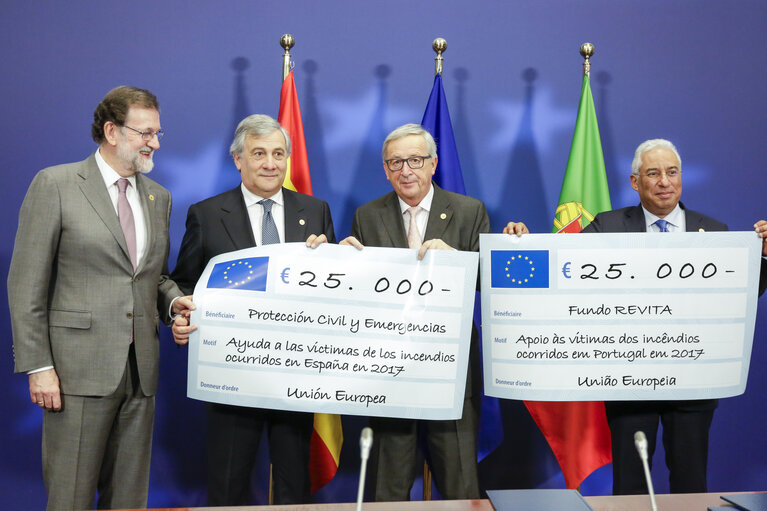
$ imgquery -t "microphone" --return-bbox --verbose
[634,431,658,511]
[356,427,373,511]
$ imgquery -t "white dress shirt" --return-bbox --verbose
[95,149,148,266]
[241,184,286,245]
[642,204,685,232]
[397,184,434,240]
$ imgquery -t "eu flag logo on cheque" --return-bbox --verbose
[207,257,269,291]
[490,250,549,288]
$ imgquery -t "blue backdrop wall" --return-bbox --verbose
[2,1,767,508]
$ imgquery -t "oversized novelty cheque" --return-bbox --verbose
[480,231,762,401]
[187,242,478,420]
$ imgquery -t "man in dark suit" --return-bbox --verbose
[7,86,193,510]
[170,114,335,505]
[580,139,767,494]
[340,123,489,501]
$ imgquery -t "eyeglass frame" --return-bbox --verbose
[384,155,432,172]
[123,125,165,141]
[635,168,681,181]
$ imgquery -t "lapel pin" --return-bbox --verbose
[440,213,447,220]
[149,194,155,201]
[299,219,306,226]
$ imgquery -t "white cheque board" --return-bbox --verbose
[480,232,762,401]
[187,243,478,420]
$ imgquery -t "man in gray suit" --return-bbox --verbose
[170,114,335,505]
[340,123,489,501]
[7,86,193,511]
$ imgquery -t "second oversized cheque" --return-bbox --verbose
[186,242,479,420]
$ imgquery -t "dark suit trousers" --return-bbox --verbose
[370,394,480,501]
[42,345,154,511]
[206,404,313,505]
[606,400,714,494]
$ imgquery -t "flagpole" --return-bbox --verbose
[280,33,294,81]
[432,37,446,76]
[580,42,594,77]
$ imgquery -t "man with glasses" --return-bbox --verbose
[578,139,766,494]
[170,114,335,506]
[8,86,193,510]
[341,123,489,500]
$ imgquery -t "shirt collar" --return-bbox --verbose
[241,184,284,208]
[397,183,434,214]
[642,203,683,230]
[95,148,137,189]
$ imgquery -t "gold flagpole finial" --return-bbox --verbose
[432,38,447,76]
[280,34,295,81]
[580,42,594,77]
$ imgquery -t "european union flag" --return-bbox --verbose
[421,74,466,195]
[491,250,549,288]
[207,257,269,291]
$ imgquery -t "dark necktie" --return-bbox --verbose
[116,178,137,270]
[259,199,280,245]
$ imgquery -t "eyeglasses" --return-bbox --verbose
[638,169,681,181]
[123,125,165,141]
[385,155,432,172]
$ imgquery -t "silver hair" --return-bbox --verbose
[229,114,291,157]
[382,123,437,161]
[631,139,682,175]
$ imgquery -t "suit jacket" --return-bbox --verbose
[171,186,336,295]
[350,184,490,397]
[8,154,181,397]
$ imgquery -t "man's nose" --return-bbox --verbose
[147,134,160,150]
[263,155,278,168]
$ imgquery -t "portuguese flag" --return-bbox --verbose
[525,73,613,489]
[552,74,611,233]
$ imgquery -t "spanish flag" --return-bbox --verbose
[278,69,343,492]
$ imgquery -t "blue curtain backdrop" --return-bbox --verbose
[2,2,767,508]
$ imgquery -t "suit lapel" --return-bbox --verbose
[623,205,647,232]
[135,176,153,273]
[681,203,704,232]
[424,185,453,241]
[381,193,408,248]
[220,187,256,249]
[77,154,133,267]
[283,188,307,243]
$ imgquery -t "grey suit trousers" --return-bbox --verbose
[42,346,153,511]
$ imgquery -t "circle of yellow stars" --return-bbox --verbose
[223,260,255,287]
[505,255,535,285]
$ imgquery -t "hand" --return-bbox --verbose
[340,236,364,250]
[417,239,454,260]
[754,220,767,256]
[502,221,530,236]
[29,368,61,411]
[172,295,196,318]
[172,315,197,346]
[306,233,328,249]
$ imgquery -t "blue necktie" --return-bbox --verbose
[655,219,669,232]
[259,199,280,245]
